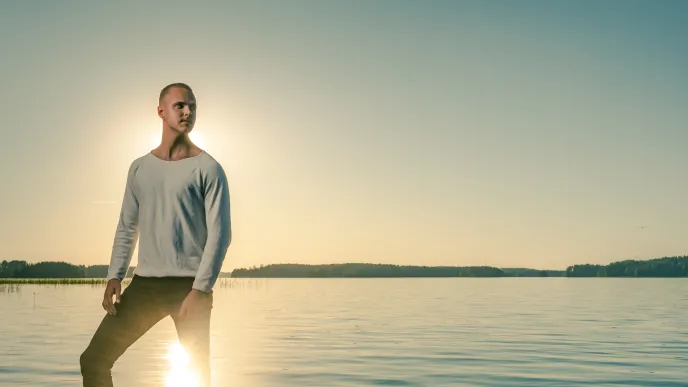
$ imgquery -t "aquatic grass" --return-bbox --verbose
[0,283,20,293]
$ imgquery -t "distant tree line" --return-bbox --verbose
[0,261,135,278]
[565,256,688,277]
[2,255,688,279]
[0,260,232,279]
[230,263,565,278]
[230,256,688,278]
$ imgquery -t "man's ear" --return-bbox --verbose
[157,105,164,119]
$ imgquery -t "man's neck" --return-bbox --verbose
[152,128,202,161]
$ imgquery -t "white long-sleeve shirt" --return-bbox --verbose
[106,150,232,293]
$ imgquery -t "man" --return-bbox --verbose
[80,83,232,387]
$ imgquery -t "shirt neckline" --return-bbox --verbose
[148,150,205,163]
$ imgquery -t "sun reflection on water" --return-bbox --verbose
[164,342,200,387]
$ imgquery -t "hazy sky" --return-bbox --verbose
[1,0,687,271]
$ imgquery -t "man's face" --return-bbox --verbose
[158,87,197,134]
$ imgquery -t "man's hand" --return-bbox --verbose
[102,279,122,315]
[178,289,211,320]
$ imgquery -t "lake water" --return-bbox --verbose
[1,278,687,386]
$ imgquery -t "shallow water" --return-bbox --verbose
[1,278,687,386]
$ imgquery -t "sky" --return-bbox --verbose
[0,0,687,271]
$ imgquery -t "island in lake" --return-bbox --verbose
[1,255,688,279]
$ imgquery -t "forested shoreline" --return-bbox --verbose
[2,255,688,278]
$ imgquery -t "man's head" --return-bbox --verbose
[157,83,197,134]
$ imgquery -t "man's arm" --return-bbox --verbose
[193,162,232,293]
[106,161,140,282]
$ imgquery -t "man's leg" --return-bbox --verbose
[80,278,168,387]
[171,291,213,387]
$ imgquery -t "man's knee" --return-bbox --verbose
[80,349,95,374]
[80,350,90,372]
[80,347,110,375]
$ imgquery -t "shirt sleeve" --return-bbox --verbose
[193,161,232,292]
[106,160,140,281]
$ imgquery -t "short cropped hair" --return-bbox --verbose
[159,82,194,103]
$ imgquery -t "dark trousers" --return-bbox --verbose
[80,275,213,387]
